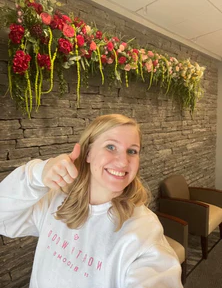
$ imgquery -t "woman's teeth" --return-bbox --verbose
[107,169,126,176]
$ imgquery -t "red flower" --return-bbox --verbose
[118,56,127,64]
[81,26,87,34]
[50,15,63,30]
[101,55,107,63]
[96,31,103,40]
[153,59,159,67]
[13,50,31,74]
[63,24,75,37]
[85,50,92,59]
[74,17,85,28]
[112,37,120,42]
[62,15,72,23]
[9,24,25,44]
[58,38,73,54]
[107,42,114,51]
[40,12,52,25]
[132,49,139,54]
[37,53,51,70]
[40,36,49,45]
[76,35,85,47]
[90,41,97,51]
[27,2,43,14]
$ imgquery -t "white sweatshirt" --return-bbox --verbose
[0,160,183,288]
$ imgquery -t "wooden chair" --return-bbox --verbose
[159,174,222,259]
[156,211,188,285]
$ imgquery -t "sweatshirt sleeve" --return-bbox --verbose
[123,208,183,288]
[0,159,49,238]
[125,242,183,288]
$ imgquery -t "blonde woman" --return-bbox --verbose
[0,114,183,288]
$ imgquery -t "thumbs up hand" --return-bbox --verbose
[42,143,81,190]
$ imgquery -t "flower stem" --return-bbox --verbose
[112,49,121,82]
[8,46,13,98]
[139,53,145,82]
[34,51,40,107]
[97,46,104,85]
[125,71,128,87]
[42,48,58,94]
[24,87,31,119]
[25,70,33,114]
[147,61,154,90]
[73,24,81,107]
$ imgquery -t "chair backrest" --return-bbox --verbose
[160,175,190,200]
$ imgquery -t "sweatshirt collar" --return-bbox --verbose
[89,201,112,215]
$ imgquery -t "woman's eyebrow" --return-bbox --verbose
[104,139,140,148]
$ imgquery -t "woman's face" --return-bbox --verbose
[86,125,140,204]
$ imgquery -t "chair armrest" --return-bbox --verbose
[189,187,222,207]
[159,197,209,236]
[155,211,188,256]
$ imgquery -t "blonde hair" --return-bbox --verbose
[55,114,148,230]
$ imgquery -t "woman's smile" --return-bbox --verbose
[105,168,127,177]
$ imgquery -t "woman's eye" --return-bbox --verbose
[106,144,116,151]
[127,149,138,155]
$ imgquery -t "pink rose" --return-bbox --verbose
[62,15,72,23]
[153,59,158,67]
[63,24,75,37]
[148,50,154,58]
[145,61,152,72]
[119,42,127,52]
[141,54,148,61]
[90,41,97,51]
[40,12,52,25]
[107,57,113,64]
[124,64,131,71]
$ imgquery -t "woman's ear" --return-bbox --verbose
[86,150,91,163]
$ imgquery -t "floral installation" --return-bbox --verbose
[0,0,205,117]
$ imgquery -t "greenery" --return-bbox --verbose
[0,0,205,117]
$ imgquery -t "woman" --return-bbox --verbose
[0,114,183,288]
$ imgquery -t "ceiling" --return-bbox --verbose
[90,0,222,61]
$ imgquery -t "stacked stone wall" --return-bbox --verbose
[0,0,218,286]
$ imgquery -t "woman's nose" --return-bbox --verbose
[116,152,128,167]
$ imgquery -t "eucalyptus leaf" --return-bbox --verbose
[84,58,90,67]
[80,58,85,70]
[115,70,121,81]
[28,37,38,44]
[43,29,49,37]
[62,62,71,69]
[68,60,74,65]
[69,56,81,61]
